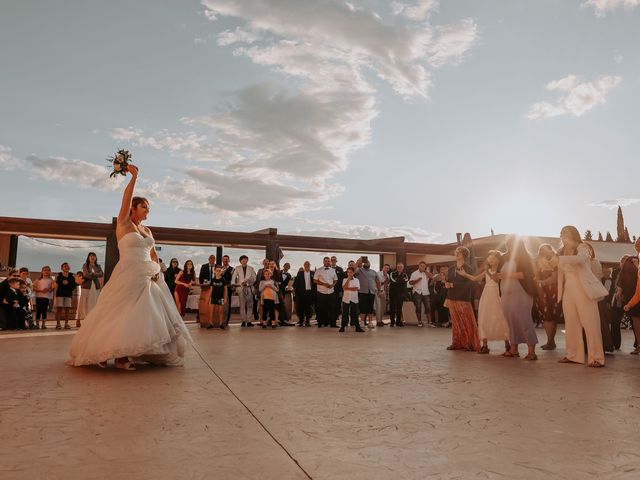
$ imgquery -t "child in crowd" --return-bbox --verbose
[458,250,511,354]
[1,277,22,330]
[259,269,280,329]
[18,268,33,310]
[55,262,77,329]
[208,266,228,330]
[18,280,34,329]
[33,266,55,329]
[341,267,364,332]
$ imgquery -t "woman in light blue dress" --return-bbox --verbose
[497,236,538,360]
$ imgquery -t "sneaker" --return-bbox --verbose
[428,322,437,328]
[376,321,385,327]
[367,323,375,329]
[418,322,424,327]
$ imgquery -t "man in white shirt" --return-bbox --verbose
[314,256,338,327]
[376,263,390,327]
[231,255,256,327]
[409,261,434,327]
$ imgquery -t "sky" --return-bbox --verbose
[1,0,640,271]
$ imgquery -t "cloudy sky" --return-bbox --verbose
[1,0,640,269]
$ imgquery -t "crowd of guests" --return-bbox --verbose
[0,252,104,330]
[4,224,640,370]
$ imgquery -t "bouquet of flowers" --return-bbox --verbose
[107,149,132,178]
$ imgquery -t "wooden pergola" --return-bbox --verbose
[0,216,457,279]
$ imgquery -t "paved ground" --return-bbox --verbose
[2,323,640,480]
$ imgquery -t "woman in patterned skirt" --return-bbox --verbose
[445,246,480,352]
[534,244,562,351]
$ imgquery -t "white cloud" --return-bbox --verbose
[391,0,439,20]
[428,18,479,68]
[582,0,640,16]
[137,166,342,218]
[0,145,23,170]
[110,0,478,218]
[527,74,621,119]
[25,154,123,191]
[290,218,441,243]
[589,198,640,209]
[216,27,263,46]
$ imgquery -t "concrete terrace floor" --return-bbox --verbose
[2,323,640,480]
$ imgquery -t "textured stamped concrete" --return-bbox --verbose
[2,325,640,480]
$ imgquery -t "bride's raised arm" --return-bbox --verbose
[117,164,139,225]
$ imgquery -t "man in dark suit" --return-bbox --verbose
[198,255,218,285]
[220,255,234,326]
[293,261,316,326]
[331,256,344,325]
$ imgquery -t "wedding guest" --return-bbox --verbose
[293,261,315,326]
[458,251,510,354]
[445,247,480,351]
[231,255,256,327]
[279,262,294,321]
[556,226,607,367]
[376,263,390,327]
[315,256,338,327]
[496,236,537,360]
[340,267,364,332]
[609,256,629,351]
[618,255,640,353]
[601,266,615,351]
[355,256,380,328]
[77,252,103,328]
[253,258,270,321]
[158,258,168,273]
[432,266,450,326]
[207,266,228,330]
[259,269,280,328]
[33,266,55,329]
[583,242,614,353]
[55,262,77,330]
[1,277,22,330]
[331,256,345,325]
[18,267,33,309]
[164,258,181,297]
[409,261,433,327]
[174,260,196,316]
[220,255,234,327]
[18,280,33,329]
[199,255,218,285]
[389,262,409,327]
[534,244,562,351]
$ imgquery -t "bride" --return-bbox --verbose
[68,164,191,370]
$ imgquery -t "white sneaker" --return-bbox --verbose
[418,322,424,327]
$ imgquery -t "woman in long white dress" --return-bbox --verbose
[458,250,510,355]
[68,164,191,370]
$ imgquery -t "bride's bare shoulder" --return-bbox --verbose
[116,219,136,241]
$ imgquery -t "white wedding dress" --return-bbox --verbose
[68,232,191,366]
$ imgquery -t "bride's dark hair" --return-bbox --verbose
[131,196,149,209]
